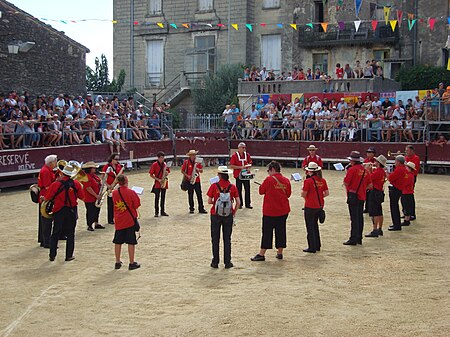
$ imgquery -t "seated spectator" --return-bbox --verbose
[148,112,162,140]
[103,122,121,154]
[354,60,363,78]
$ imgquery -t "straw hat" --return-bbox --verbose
[375,155,387,167]
[82,161,99,169]
[186,149,198,156]
[307,144,318,151]
[217,166,233,175]
[347,151,363,162]
[405,162,416,170]
[304,162,322,172]
[61,163,79,178]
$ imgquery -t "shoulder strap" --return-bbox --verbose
[272,175,287,196]
[117,187,136,221]
[355,168,366,194]
[312,177,323,208]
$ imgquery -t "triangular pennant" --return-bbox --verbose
[170,23,177,29]
[389,20,397,32]
[231,23,238,30]
[217,23,225,27]
[246,23,253,32]
[182,23,189,28]
[447,57,450,71]
[260,23,266,27]
[408,19,416,31]
[306,23,313,29]
[321,22,328,32]
[60,20,67,24]
[429,18,436,30]
[371,20,378,31]
[157,22,164,28]
[397,10,403,26]
[71,20,77,23]
[112,20,118,24]
[355,0,362,17]
[448,17,450,25]
[133,21,139,25]
[290,23,297,30]
[338,0,344,6]
[354,20,361,32]
[277,23,283,28]
[384,6,391,25]
[338,21,345,30]
[206,23,212,27]
[408,13,414,21]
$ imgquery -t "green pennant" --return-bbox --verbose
[306,23,313,29]
[408,19,416,31]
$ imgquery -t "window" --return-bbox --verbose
[313,53,328,74]
[194,35,215,74]
[373,49,390,68]
[148,0,162,15]
[147,40,164,86]
[263,0,280,9]
[261,35,281,72]
[199,0,213,11]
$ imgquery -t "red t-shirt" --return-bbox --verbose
[388,165,409,190]
[181,159,203,183]
[336,67,344,79]
[206,179,239,215]
[344,164,372,200]
[46,177,85,213]
[102,163,123,185]
[38,164,55,201]
[259,173,291,216]
[302,175,328,209]
[229,151,253,178]
[82,173,101,203]
[363,157,376,164]
[370,167,386,191]
[112,186,141,230]
[405,154,420,177]
[302,155,323,168]
[149,161,170,189]
[403,171,415,194]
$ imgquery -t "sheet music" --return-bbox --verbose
[131,186,144,195]
[334,163,345,171]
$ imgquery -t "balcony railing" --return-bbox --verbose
[298,23,400,47]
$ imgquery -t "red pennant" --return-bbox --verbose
[260,23,266,27]
[397,10,403,26]
[371,20,378,31]
[419,18,424,23]
[133,21,139,25]
[217,23,225,27]
[429,17,436,30]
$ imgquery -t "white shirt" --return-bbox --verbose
[311,101,322,111]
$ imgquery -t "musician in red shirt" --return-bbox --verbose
[365,155,387,238]
[251,161,291,261]
[206,166,240,269]
[45,163,85,261]
[112,175,141,270]
[181,150,207,214]
[37,154,57,248]
[405,145,420,220]
[343,151,373,245]
[302,145,323,169]
[301,162,329,253]
[387,155,409,231]
[229,142,253,209]
[149,151,170,217]
[363,147,377,213]
[102,153,123,224]
[81,161,104,231]
[401,162,416,227]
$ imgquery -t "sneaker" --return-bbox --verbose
[154,214,159,217]
[303,248,316,253]
[224,263,234,269]
[401,221,410,227]
[210,262,218,268]
[276,253,283,260]
[189,210,194,214]
[161,212,169,216]
[378,229,383,236]
[365,230,379,238]
[94,224,105,229]
[246,206,253,209]
[199,209,208,214]
[65,256,75,262]
[388,225,401,231]
[343,240,357,246]
[250,254,265,261]
[410,216,416,221]
[87,226,94,232]
[129,262,141,270]
[49,256,55,261]
[115,261,122,269]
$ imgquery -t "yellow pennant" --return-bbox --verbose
[157,22,164,28]
[112,20,118,24]
[231,23,238,30]
[447,58,450,71]
[321,22,328,32]
[389,20,397,32]
[384,6,391,24]
[290,23,297,30]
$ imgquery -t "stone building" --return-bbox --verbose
[0,0,89,97]
[113,0,448,111]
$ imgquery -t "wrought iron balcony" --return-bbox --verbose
[298,23,400,47]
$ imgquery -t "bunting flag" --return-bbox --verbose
[408,19,416,31]
[389,20,397,32]
[338,0,343,6]
[206,23,212,28]
[397,10,403,26]
[260,23,266,27]
[355,0,362,17]
[246,23,253,32]
[112,20,118,24]
[448,17,450,25]
[290,23,297,30]
[354,20,361,32]
[231,23,238,30]
[133,21,138,25]
[157,22,164,28]
[429,18,436,30]
[306,23,313,29]
[447,57,450,71]
[338,21,345,30]
[321,22,328,32]
[182,23,189,28]
[217,23,225,27]
[277,23,283,28]
[371,20,378,31]
[60,20,67,24]
[170,23,177,29]
[384,6,391,25]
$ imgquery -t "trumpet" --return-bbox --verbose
[387,150,405,158]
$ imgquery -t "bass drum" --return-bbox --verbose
[40,199,54,219]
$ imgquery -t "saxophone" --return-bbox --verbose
[160,164,169,189]
[95,167,110,208]
[190,161,199,184]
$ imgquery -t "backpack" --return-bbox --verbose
[215,183,232,217]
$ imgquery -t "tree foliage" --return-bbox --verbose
[192,64,243,114]
[395,65,450,90]
[86,54,126,92]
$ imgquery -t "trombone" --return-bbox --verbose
[387,150,405,158]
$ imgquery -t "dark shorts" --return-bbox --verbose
[401,194,414,217]
[368,190,383,217]
[113,226,137,245]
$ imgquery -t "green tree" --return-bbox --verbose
[192,64,243,114]
[86,54,126,92]
[395,65,450,90]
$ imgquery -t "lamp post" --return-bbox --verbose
[227,0,231,64]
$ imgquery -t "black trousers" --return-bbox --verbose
[153,188,167,214]
[389,186,402,228]
[187,182,205,212]
[38,204,42,243]
[304,208,321,251]
[39,205,53,247]
[363,190,370,211]
[210,214,233,265]
[412,175,417,217]
[261,214,288,249]
[348,200,364,243]
[50,206,77,259]
[107,195,114,223]
[236,177,251,208]
[85,202,100,227]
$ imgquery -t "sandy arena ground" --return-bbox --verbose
[0,166,449,337]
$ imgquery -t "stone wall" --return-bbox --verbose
[0,1,88,97]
